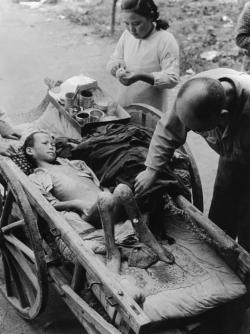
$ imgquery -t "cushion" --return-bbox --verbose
[11,148,34,175]
[141,214,247,320]
[58,207,247,321]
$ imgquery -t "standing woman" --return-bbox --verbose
[107,0,179,112]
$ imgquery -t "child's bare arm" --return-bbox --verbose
[54,199,86,213]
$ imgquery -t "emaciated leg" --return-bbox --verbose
[97,191,145,305]
[97,192,121,274]
[114,183,175,264]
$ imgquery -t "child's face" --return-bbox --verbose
[29,133,56,163]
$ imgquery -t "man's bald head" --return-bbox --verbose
[175,77,226,131]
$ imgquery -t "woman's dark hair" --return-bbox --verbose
[121,0,169,30]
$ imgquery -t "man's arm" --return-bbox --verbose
[145,104,188,170]
[135,103,188,195]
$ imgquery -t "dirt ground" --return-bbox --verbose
[0,0,249,333]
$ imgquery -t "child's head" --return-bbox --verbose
[23,131,56,166]
[121,0,169,37]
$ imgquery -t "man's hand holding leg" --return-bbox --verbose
[134,167,159,196]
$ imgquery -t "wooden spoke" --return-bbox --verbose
[0,226,46,318]
[1,252,13,297]
[6,244,37,306]
[2,247,30,308]
[0,189,14,228]
[6,242,38,289]
[4,234,35,262]
[0,158,48,320]
[2,220,25,234]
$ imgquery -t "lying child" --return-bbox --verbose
[24,131,174,269]
[24,130,152,303]
[24,130,127,271]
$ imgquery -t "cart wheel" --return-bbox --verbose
[126,103,204,211]
[0,160,48,320]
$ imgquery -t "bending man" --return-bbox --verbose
[135,68,250,252]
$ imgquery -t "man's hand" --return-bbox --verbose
[0,141,17,157]
[134,168,159,196]
[118,71,140,86]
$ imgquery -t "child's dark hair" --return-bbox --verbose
[23,131,48,167]
[121,0,169,30]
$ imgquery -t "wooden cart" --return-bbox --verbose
[0,96,248,334]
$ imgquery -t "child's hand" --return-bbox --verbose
[69,199,86,213]
[54,199,86,214]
